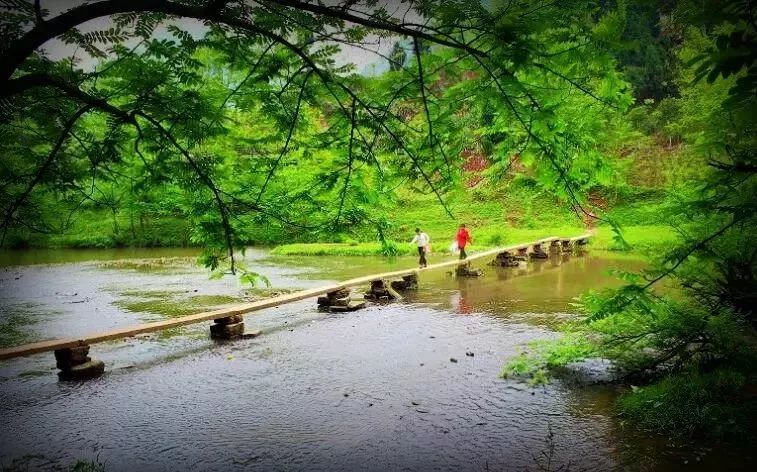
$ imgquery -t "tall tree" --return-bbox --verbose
[0,0,629,275]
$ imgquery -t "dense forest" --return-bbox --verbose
[1,0,755,447]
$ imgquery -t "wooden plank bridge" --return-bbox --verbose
[0,233,591,378]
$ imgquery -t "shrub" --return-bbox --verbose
[617,369,754,438]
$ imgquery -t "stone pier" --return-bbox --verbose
[455,261,482,277]
[55,344,104,380]
[390,274,419,291]
[575,239,588,256]
[490,251,520,267]
[364,280,403,301]
[317,288,366,312]
[529,242,549,259]
[210,314,245,339]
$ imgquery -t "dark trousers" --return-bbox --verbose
[459,246,467,260]
[417,246,427,267]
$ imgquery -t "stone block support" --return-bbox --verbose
[530,243,549,259]
[490,251,519,267]
[390,274,419,291]
[55,344,104,380]
[402,274,419,289]
[210,315,245,339]
[365,280,394,300]
[456,262,482,277]
[318,288,366,312]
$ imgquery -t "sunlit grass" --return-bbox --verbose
[271,225,679,257]
[271,242,416,257]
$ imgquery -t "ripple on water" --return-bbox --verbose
[5,251,729,471]
[1,302,619,471]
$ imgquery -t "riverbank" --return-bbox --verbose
[271,225,677,257]
[3,181,672,253]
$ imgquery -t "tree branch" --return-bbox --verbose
[135,111,238,273]
[1,105,91,246]
[641,215,751,291]
[3,73,135,123]
[262,0,488,57]
[1,0,487,84]
[335,98,357,227]
[413,37,453,179]
[34,0,44,24]
[469,53,598,222]
[532,62,618,109]
[255,68,312,205]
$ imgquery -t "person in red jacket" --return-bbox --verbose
[456,224,472,260]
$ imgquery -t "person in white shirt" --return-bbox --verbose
[410,228,430,268]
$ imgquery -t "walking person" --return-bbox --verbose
[456,224,472,260]
[410,228,430,268]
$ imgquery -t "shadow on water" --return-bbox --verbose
[0,247,751,471]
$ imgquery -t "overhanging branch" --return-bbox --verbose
[1,105,92,246]
[1,0,488,84]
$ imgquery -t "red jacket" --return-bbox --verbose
[456,228,471,248]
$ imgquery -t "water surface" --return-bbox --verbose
[0,248,748,471]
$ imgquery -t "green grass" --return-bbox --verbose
[5,176,679,254]
[591,224,678,252]
[384,183,577,242]
[271,242,415,256]
[0,306,49,348]
[98,257,197,272]
[271,225,679,257]
[6,209,192,249]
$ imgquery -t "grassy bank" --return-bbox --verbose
[6,176,678,254]
[4,210,192,249]
[271,242,416,257]
[271,225,678,257]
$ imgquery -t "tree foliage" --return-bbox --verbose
[0,0,628,279]
[506,0,757,438]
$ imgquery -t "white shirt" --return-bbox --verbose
[411,232,430,247]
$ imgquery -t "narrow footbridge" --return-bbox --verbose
[0,234,591,378]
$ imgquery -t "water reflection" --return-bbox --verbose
[452,278,474,314]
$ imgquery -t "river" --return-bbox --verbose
[0,248,749,471]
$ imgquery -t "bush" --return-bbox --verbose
[380,239,400,256]
[487,232,505,246]
[617,369,755,438]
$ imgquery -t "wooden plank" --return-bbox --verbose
[0,233,591,361]
[0,284,341,361]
